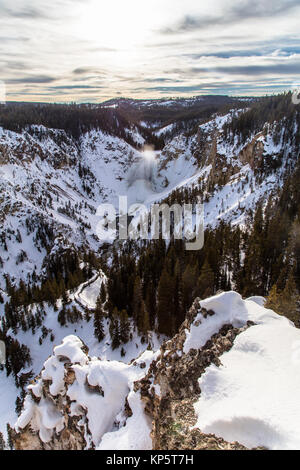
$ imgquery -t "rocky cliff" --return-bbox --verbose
[13,291,300,451]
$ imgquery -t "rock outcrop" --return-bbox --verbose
[12,294,258,451]
[12,335,156,451]
[14,291,300,451]
[135,298,254,450]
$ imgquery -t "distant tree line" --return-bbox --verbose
[223,92,300,146]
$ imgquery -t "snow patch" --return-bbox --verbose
[190,292,300,450]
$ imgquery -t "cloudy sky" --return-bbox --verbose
[1,0,300,102]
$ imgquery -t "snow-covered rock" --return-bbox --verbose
[13,292,300,450]
[13,335,159,450]
[192,293,300,450]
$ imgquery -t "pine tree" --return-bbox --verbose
[266,275,300,326]
[93,295,105,342]
[182,263,198,312]
[281,274,300,326]
[119,310,130,344]
[140,303,151,337]
[145,281,156,330]
[132,276,146,333]
[198,259,214,299]
[157,268,175,336]
[58,308,66,327]
[6,424,14,450]
[15,396,23,415]
[100,282,107,304]
[109,308,121,350]
[0,431,6,450]
[94,312,104,343]
[265,284,282,313]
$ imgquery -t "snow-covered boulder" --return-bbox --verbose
[13,335,157,450]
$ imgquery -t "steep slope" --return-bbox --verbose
[0,124,146,286]
[12,292,300,450]
[0,270,162,442]
[155,107,299,227]
[0,99,297,288]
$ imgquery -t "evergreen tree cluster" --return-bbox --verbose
[223,92,300,146]
[0,329,32,386]
[105,157,300,337]
[4,248,93,311]
[0,102,138,145]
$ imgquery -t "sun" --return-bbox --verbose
[81,0,158,51]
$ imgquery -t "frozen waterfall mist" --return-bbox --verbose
[127,146,158,197]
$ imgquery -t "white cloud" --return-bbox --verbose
[0,0,300,101]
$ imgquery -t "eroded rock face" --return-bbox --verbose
[0,126,78,168]
[135,298,255,450]
[13,420,86,451]
[238,133,265,169]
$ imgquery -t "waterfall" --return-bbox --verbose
[127,146,157,188]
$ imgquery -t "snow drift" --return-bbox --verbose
[14,335,158,450]
[192,293,300,450]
